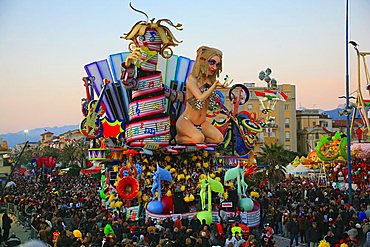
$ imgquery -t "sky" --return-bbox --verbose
[0,0,370,134]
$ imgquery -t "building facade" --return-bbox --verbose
[217,83,297,152]
[296,109,333,154]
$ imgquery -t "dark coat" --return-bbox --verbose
[2,213,12,230]
[288,219,300,235]
[307,226,321,243]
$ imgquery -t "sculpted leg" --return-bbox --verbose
[175,116,205,144]
[201,121,224,144]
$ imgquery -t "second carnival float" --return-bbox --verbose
[79,3,288,228]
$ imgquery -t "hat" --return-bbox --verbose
[329,218,333,222]
[73,230,82,239]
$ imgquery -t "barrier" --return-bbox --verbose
[145,200,261,228]
[30,225,39,240]
[17,209,25,226]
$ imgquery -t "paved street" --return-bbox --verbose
[1,213,31,246]
[274,235,307,247]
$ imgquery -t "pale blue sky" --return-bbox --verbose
[0,0,370,133]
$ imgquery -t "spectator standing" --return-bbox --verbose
[2,210,13,241]
[288,216,299,247]
[298,213,306,244]
[224,234,234,247]
[307,222,321,247]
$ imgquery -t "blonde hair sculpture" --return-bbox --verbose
[191,46,223,82]
[121,3,182,59]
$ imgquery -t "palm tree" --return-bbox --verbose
[59,142,77,168]
[74,139,89,168]
[257,143,289,188]
[59,139,88,168]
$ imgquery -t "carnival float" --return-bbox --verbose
[284,42,370,189]
[77,3,292,226]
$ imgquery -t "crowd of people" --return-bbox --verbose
[259,179,370,246]
[0,155,369,247]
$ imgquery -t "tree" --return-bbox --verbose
[59,139,88,168]
[74,139,88,168]
[38,146,61,159]
[257,143,289,188]
[9,145,35,167]
[59,143,76,168]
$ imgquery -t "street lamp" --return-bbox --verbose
[23,129,29,142]
[345,0,352,203]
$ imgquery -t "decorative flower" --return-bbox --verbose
[250,191,260,198]
[189,194,195,201]
[115,201,123,208]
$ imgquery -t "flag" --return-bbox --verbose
[264,90,277,100]
[254,91,265,98]
[277,92,288,101]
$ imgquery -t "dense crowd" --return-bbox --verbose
[0,160,369,247]
[258,179,370,246]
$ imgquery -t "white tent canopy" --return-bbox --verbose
[292,163,309,176]
[285,163,295,174]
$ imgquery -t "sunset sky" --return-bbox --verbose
[1,0,370,134]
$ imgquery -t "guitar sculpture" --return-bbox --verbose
[80,79,110,139]
[81,76,100,116]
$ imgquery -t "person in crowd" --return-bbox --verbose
[4,232,21,247]
[224,234,235,247]
[288,216,299,247]
[298,212,306,244]
[1,157,369,247]
[307,222,321,247]
[2,210,13,241]
[324,230,336,246]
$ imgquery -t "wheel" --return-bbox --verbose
[229,84,250,105]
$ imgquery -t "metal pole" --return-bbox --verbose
[345,0,353,203]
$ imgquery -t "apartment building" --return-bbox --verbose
[216,83,297,152]
[296,109,333,154]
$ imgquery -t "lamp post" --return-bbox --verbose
[23,129,29,143]
[345,0,353,203]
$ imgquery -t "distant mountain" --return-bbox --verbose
[0,125,78,148]
[299,105,363,120]
[321,107,362,120]
[0,107,365,148]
